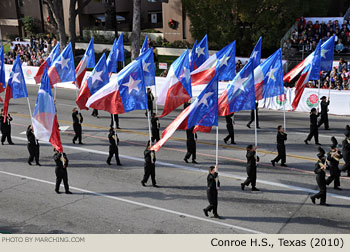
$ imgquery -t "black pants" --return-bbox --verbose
[311,189,327,204]
[185,140,196,160]
[306,126,319,143]
[110,115,119,128]
[151,129,160,143]
[341,161,350,176]
[247,110,259,127]
[92,109,99,117]
[273,144,286,164]
[142,164,156,185]
[27,144,39,164]
[326,168,340,187]
[243,168,256,187]
[73,124,82,143]
[107,145,121,165]
[224,124,234,143]
[1,129,13,144]
[317,114,329,129]
[55,167,69,192]
[205,190,218,215]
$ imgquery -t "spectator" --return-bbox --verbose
[336,39,345,53]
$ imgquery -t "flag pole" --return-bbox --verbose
[26,97,33,122]
[283,97,286,131]
[317,81,321,111]
[215,125,219,166]
[154,84,158,115]
[254,103,258,147]
[112,114,118,139]
[54,85,57,101]
[147,110,152,144]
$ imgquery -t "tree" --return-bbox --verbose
[131,0,141,60]
[69,0,93,54]
[44,0,67,47]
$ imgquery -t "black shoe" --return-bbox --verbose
[320,203,329,206]
[1,142,3,145]
[213,214,222,219]
[280,163,287,167]
[153,184,159,188]
[117,127,121,129]
[117,163,122,166]
[192,160,198,164]
[141,181,146,187]
[316,143,321,145]
[246,124,251,128]
[231,142,236,144]
[203,209,209,217]
[78,142,83,145]
[223,138,228,144]
[252,187,260,191]
[106,160,111,165]
[55,190,61,194]
[65,191,73,194]
[36,163,41,166]
[72,139,75,144]
[334,187,342,191]
[28,161,32,166]
[271,160,275,167]
[184,158,188,163]
[241,183,245,191]
[9,142,14,145]
[311,197,316,204]
[257,126,261,129]
[304,140,309,145]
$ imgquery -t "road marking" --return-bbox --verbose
[59,126,70,132]
[7,135,350,202]
[20,131,26,135]
[0,170,262,234]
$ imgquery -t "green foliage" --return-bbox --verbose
[22,16,39,35]
[182,0,332,56]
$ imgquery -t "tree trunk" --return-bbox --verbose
[131,0,141,60]
[45,0,67,48]
[69,0,77,55]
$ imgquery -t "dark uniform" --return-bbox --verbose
[106,131,121,165]
[272,131,287,166]
[305,111,320,144]
[110,114,120,129]
[311,158,327,205]
[151,114,160,143]
[204,172,219,217]
[54,152,71,194]
[317,99,330,130]
[247,102,259,128]
[26,127,40,165]
[0,113,14,145]
[241,149,259,191]
[223,113,235,144]
[341,137,350,176]
[147,90,154,115]
[72,111,83,144]
[91,109,99,118]
[141,148,157,186]
[184,127,197,163]
[326,149,343,189]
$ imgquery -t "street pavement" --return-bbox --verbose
[0,85,350,234]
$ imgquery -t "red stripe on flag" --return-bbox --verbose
[191,67,216,86]
[283,58,306,83]
[76,81,91,110]
[48,67,61,88]
[291,71,309,111]
[88,90,125,114]
[34,61,49,84]
[255,80,263,101]
[218,90,230,116]
[50,115,63,153]
[3,85,12,123]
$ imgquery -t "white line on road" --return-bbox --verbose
[0,170,262,234]
[8,135,350,202]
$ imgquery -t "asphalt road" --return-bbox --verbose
[1,85,350,234]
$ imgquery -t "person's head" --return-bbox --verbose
[330,144,337,151]
[277,125,283,132]
[147,87,151,93]
[311,108,317,114]
[27,124,32,130]
[246,144,253,151]
[72,107,77,112]
[209,165,216,174]
[109,127,114,134]
[146,140,152,150]
[321,96,327,101]
[53,148,59,154]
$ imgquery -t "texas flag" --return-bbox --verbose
[191,41,235,86]
[151,75,218,152]
[136,47,156,86]
[48,42,76,87]
[193,34,209,70]
[156,49,191,117]
[189,40,197,72]
[0,45,5,101]
[106,33,124,74]
[34,42,60,83]
[32,67,63,152]
[254,48,284,100]
[86,59,147,114]
[250,36,262,69]
[218,59,255,116]
[140,35,149,55]
[3,55,28,122]
[76,53,109,110]
[75,38,95,88]
[291,40,321,111]
[284,35,334,83]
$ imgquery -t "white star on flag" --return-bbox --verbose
[233,74,248,93]
[266,67,278,82]
[142,60,151,73]
[219,55,230,68]
[12,72,21,84]
[321,49,328,58]
[196,46,205,57]
[91,70,103,84]
[198,92,214,107]
[122,75,141,94]
[183,66,190,83]
[56,56,70,69]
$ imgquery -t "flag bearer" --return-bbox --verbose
[54,148,72,194]
[72,107,83,144]
[106,128,121,166]
[241,145,260,191]
[26,125,40,166]
[203,165,221,219]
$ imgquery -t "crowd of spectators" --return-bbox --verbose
[283,17,350,56]
[4,35,58,66]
